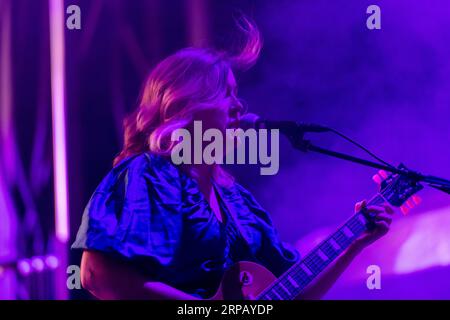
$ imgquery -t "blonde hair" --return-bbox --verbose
[114,17,262,185]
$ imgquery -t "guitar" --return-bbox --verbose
[211,166,424,300]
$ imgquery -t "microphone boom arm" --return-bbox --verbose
[286,131,450,195]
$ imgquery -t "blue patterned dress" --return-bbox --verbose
[72,153,299,298]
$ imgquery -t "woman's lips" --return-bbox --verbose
[227,120,240,129]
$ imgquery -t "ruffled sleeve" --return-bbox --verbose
[71,153,183,277]
[235,183,300,277]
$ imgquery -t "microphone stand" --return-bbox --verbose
[286,130,450,195]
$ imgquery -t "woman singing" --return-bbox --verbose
[72,18,393,300]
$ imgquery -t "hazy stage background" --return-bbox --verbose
[1,0,449,299]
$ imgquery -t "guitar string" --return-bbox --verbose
[257,213,367,300]
[256,192,390,300]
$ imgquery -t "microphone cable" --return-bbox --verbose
[325,127,396,169]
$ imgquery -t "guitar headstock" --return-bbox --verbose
[372,165,424,215]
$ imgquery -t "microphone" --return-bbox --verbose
[239,113,330,134]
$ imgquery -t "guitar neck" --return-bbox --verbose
[256,194,385,300]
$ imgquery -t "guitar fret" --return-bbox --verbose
[347,219,362,234]
[278,280,293,294]
[300,263,313,276]
[342,226,354,238]
[370,194,385,206]
[287,276,299,288]
[312,253,325,267]
[291,267,310,285]
[304,255,323,274]
[256,208,374,300]
[317,249,329,261]
[357,213,367,225]
[333,231,349,247]
[279,283,291,295]
[329,238,340,250]
[263,294,272,300]
[275,278,301,300]
[320,248,336,260]
[350,218,366,234]
[354,223,365,235]
[320,242,338,259]
[273,289,283,300]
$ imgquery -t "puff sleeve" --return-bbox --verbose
[71,153,183,277]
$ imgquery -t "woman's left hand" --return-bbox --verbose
[353,200,395,249]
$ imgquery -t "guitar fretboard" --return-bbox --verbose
[256,194,385,300]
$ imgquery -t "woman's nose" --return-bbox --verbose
[230,98,243,118]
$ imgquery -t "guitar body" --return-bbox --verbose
[210,261,277,300]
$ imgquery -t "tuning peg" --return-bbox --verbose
[411,195,422,205]
[405,199,414,209]
[372,174,382,185]
[400,205,410,215]
[378,170,388,179]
